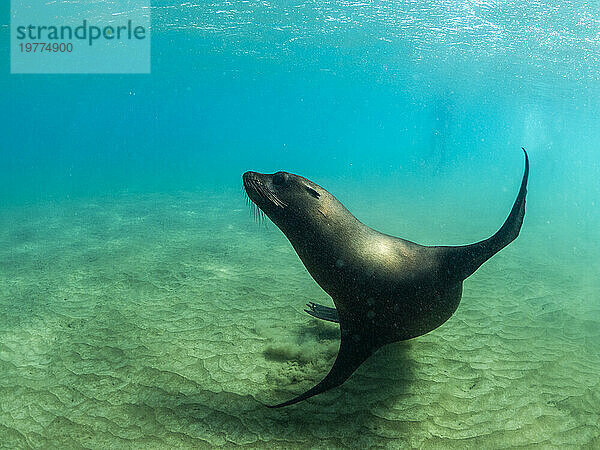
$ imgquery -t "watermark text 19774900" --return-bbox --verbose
[11,0,151,74]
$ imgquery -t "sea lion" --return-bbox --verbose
[243,149,529,408]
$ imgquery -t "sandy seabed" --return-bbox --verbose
[0,191,598,448]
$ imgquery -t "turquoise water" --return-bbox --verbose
[1,1,599,447]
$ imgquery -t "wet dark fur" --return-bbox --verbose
[243,149,529,408]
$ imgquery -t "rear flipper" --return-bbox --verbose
[305,302,339,323]
[442,148,529,281]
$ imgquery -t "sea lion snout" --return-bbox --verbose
[242,171,261,186]
[243,171,268,206]
[243,171,289,211]
[242,171,269,194]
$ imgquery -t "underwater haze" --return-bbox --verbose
[1,0,599,447]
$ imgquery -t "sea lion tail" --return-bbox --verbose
[444,148,529,280]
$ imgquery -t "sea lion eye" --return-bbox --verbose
[272,172,287,186]
[305,186,320,199]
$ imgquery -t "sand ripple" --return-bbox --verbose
[0,194,598,448]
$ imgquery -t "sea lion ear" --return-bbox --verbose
[305,186,321,199]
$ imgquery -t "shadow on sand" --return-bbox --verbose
[165,324,417,445]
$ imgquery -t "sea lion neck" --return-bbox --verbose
[279,195,364,254]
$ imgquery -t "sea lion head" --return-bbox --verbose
[243,171,337,231]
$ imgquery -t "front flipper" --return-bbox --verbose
[267,327,376,408]
[304,302,339,323]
